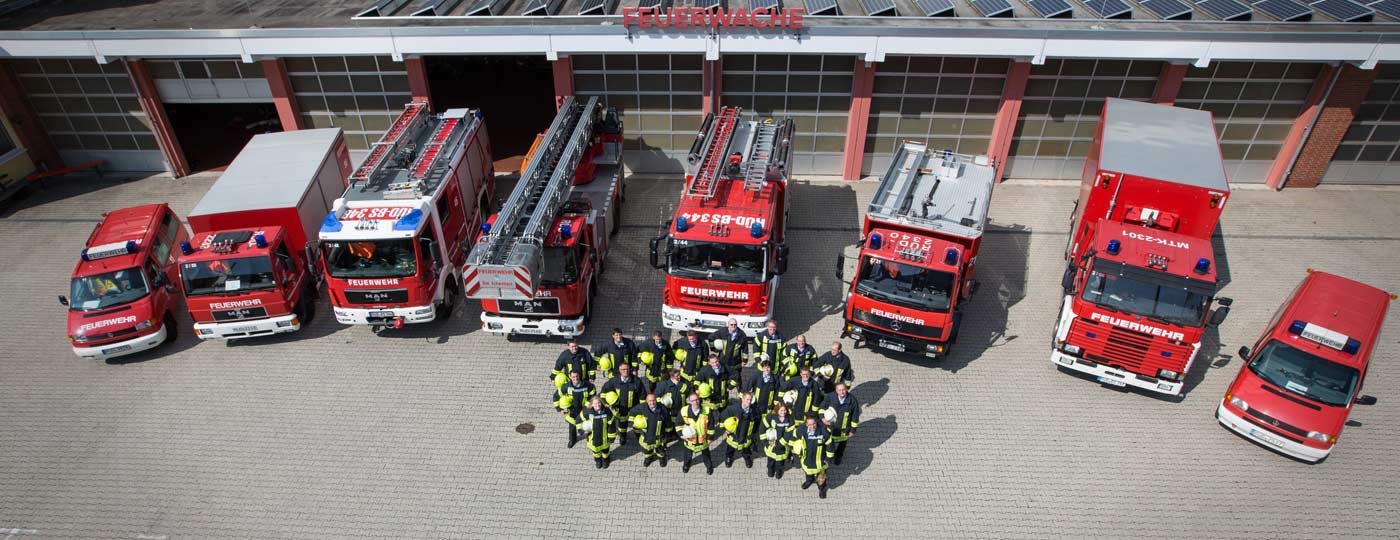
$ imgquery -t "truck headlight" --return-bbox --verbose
[135,319,154,330]
[487,322,503,330]
[196,328,212,336]
[1157,369,1181,381]
[277,317,297,328]
[846,324,861,335]
[1061,343,1082,355]
[1227,393,1248,412]
[926,344,944,353]
[414,307,434,316]
[1306,431,1335,444]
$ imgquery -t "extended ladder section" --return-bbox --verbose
[685,107,741,200]
[341,106,481,203]
[869,142,996,240]
[349,102,428,186]
[463,96,600,300]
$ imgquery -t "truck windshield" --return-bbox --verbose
[1248,339,1359,407]
[855,256,955,313]
[1081,260,1210,328]
[668,239,765,284]
[541,246,580,287]
[180,256,278,296]
[322,239,418,279]
[68,267,150,311]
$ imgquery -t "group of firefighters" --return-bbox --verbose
[551,319,862,499]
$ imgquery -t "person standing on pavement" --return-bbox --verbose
[672,330,708,382]
[602,362,644,446]
[790,414,835,498]
[708,319,751,388]
[762,402,797,479]
[698,353,731,410]
[628,392,672,467]
[720,392,764,469]
[820,382,861,466]
[553,339,597,384]
[678,392,715,475]
[654,368,691,428]
[578,395,618,469]
[752,320,784,375]
[598,328,638,380]
[640,330,672,393]
[743,358,780,413]
[780,335,818,379]
[815,341,854,394]
[554,370,596,449]
[780,365,825,416]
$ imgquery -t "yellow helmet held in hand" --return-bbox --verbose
[553,372,567,388]
[816,364,835,378]
[659,394,674,408]
[674,349,688,362]
[597,353,615,372]
[722,416,739,433]
[790,438,806,454]
[784,362,798,377]
[698,382,713,398]
[558,394,575,409]
[639,351,655,365]
[603,390,620,406]
[632,415,648,430]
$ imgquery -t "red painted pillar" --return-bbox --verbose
[987,61,1031,183]
[1152,63,1187,106]
[1282,64,1377,189]
[1264,64,1338,190]
[552,57,573,108]
[841,60,875,181]
[405,57,431,109]
[126,60,189,178]
[0,61,63,171]
[261,58,302,131]
[701,58,722,115]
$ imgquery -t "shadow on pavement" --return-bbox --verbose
[851,377,890,408]
[825,414,896,490]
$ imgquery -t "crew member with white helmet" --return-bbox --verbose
[814,341,854,393]
[678,392,715,475]
[819,382,861,466]
[762,402,797,479]
[707,318,751,387]
[780,365,825,416]
[578,395,618,469]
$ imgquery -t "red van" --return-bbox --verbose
[1217,271,1391,462]
[61,204,189,360]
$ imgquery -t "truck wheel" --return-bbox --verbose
[298,288,317,324]
[162,313,178,346]
[439,283,458,320]
[610,196,622,237]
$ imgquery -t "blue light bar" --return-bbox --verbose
[253,234,267,248]
[1194,258,1210,275]
[481,222,491,235]
[179,241,193,255]
[560,223,573,240]
[1343,338,1361,354]
[868,233,882,250]
[944,248,958,265]
[1288,320,1306,335]
[750,222,763,239]
[675,216,690,232]
[393,209,424,231]
[1106,239,1121,255]
[320,211,343,233]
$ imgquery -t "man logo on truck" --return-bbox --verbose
[1089,312,1187,340]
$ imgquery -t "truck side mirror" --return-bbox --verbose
[151,272,167,288]
[1061,266,1076,292]
[835,254,844,281]
[1237,346,1250,359]
[1217,296,1234,307]
[58,295,69,307]
[422,238,442,271]
[967,280,980,297]
[1209,306,1230,326]
[1355,395,1378,406]
[649,236,665,269]
[775,244,789,275]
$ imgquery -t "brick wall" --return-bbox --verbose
[1286,65,1376,188]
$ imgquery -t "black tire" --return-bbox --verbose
[609,197,622,237]
[162,313,178,346]
[584,282,596,323]
[297,288,317,324]
[439,282,458,320]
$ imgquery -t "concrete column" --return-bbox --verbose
[987,61,1031,183]
[702,58,722,115]
[260,58,302,131]
[1283,64,1377,189]
[840,60,876,181]
[1152,63,1188,106]
[552,57,573,108]
[405,57,431,108]
[0,61,63,171]
[126,60,189,178]
[1264,64,1338,190]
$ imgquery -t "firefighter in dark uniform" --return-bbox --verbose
[820,382,862,466]
[577,395,618,469]
[815,341,855,394]
[598,328,638,380]
[654,368,691,428]
[602,362,644,445]
[720,392,764,468]
[780,334,818,379]
[790,414,835,498]
[763,401,797,479]
[628,392,672,467]
[743,358,781,413]
[752,320,785,375]
[698,353,732,410]
[708,318,751,387]
[678,392,715,475]
[553,339,597,384]
[640,330,672,392]
[672,330,709,382]
[554,370,597,448]
[780,365,825,416]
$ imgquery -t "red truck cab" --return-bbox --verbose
[1217,271,1391,462]
[61,204,189,360]
[179,226,311,339]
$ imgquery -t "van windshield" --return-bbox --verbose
[322,239,418,279]
[180,256,278,296]
[1248,339,1359,407]
[69,267,150,311]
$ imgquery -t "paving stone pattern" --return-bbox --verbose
[1,173,1398,539]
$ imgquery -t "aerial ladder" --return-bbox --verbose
[463,96,602,300]
[684,106,792,200]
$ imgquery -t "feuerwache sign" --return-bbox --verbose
[622,7,806,29]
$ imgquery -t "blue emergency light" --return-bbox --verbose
[1194,258,1210,274]
[944,248,959,265]
[1343,339,1361,354]
[560,223,573,240]
[1161,351,1172,358]
[179,241,193,255]
[868,233,882,250]
[750,222,763,239]
[1106,239,1121,255]
[320,211,343,233]
[254,234,267,248]
[481,223,491,235]
[676,216,690,232]
[1288,320,1306,335]
[80,250,89,262]
[393,209,423,231]
[1086,332,1097,339]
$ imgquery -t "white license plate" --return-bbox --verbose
[1097,375,1127,387]
[1249,428,1285,447]
[231,326,258,333]
[515,327,546,335]
[102,345,132,355]
[369,311,394,318]
[878,339,905,352]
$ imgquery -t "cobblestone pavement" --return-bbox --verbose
[1,172,1399,540]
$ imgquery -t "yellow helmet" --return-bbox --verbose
[659,394,674,408]
[674,349,688,362]
[782,389,798,404]
[639,351,655,365]
[790,438,806,454]
[603,390,620,406]
[558,394,575,409]
[631,415,648,430]
[553,372,567,388]
[822,407,838,424]
[712,339,726,351]
[698,382,713,398]
[816,364,835,378]
[784,362,798,377]
[597,353,615,372]
[721,416,739,433]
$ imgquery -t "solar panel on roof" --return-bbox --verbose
[695,0,727,9]
[408,0,465,15]
[971,0,1014,15]
[1194,0,1252,18]
[1027,0,1073,16]
[805,0,841,13]
[578,0,618,13]
[751,0,782,9]
[463,0,508,14]
[862,0,899,14]
[916,0,956,14]
[1370,0,1400,18]
[357,0,412,17]
[1310,0,1374,19]
[1082,0,1133,16]
[1140,0,1193,18]
[522,0,565,14]
[1252,0,1312,18]
[638,0,671,8]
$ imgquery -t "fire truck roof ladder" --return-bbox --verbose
[743,120,779,192]
[349,101,428,188]
[469,96,599,268]
[686,106,741,200]
[869,142,995,240]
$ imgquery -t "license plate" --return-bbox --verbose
[1249,428,1285,447]
[515,327,545,335]
[1097,375,1127,387]
[369,311,394,318]
[102,345,132,355]
[231,326,258,333]
[877,339,905,352]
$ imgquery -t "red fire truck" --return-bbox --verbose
[62,204,189,359]
[177,128,351,340]
[464,96,623,337]
[1052,98,1233,395]
[316,103,494,329]
[1217,270,1391,462]
[649,107,793,333]
[837,143,995,358]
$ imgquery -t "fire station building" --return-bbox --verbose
[1,0,1399,188]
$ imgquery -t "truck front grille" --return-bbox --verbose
[1069,317,1192,378]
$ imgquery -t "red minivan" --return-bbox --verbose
[1217,270,1392,462]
